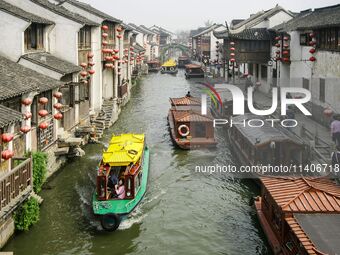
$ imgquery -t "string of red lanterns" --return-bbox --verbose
[309,32,316,62]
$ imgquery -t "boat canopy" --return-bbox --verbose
[102,134,145,166]
[162,59,176,67]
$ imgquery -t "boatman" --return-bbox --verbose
[186,91,191,97]
[331,146,340,178]
[331,114,340,146]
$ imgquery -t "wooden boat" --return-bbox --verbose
[178,56,190,68]
[168,96,217,149]
[228,114,308,176]
[92,134,150,231]
[147,60,160,72]
[161,59,178,74]
[185,64,204,79]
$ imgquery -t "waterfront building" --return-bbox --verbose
[272,4,340,126]
[191,24,225,63]
[149,25,173,46]
[214,5,294,89]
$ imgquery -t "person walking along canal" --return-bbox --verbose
[331,114,340,146]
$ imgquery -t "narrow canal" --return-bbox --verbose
[4,71,271,255]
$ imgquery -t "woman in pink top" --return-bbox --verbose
[115,179,125,199]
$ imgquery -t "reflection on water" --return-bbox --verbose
[4,71,272,255]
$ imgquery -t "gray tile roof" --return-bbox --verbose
[60,0,121,23]
[21,52,81,75]
[272,4,340,32]
[0,104,23,128]
[232,5,294,30]
[0,55,64,101]
[0,0,53,24]
[138,25,157,35]
[214,28,271,41]
[31,0,99,26]
[133,43,145,52]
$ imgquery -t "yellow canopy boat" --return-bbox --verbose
[161,59,178,74]
[102,134,145,166]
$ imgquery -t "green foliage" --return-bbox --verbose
[14,197,40,231]
[32,152,48,193]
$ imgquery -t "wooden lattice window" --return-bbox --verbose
[24,23,44,51]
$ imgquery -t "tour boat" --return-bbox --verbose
[185,64,205,79]
[92,133,150,231]
[177,56,190,68]
[228,114,308,177]
[161,59,178,74]
[147,60,160,72]
[168,96,217,149]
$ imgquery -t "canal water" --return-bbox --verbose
[4,71,271,255]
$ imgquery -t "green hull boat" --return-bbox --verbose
[92,134,150,231]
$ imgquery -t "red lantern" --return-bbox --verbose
[104,56,113,61]
[114,49,119,53]
[230,53,235,57]
[102,41,108,46]
[53,103,63,110]
[22,98,32,106]
[39,97,48,105]
[309,48,316,54]
[114,55,120,60]
[102,48,113,54]
[130,47,134,51]
[275,43,280,48]
[283,44,289,48]
[1,133,14,143]
[275,36,281,40]
[309,41,316,46]
[309,32,315,38]
[323,108,333,117]
[23,112,32,120]
[105,63,114,68]
[282,51,289,55]
[102,33,108,38]
[230,47,235,51]
[39,122,48,130]
[131,57,134,60]
[102,25,109,31]
[38,109,48,117]
[1,150,14,160]
[89,69,95,75]
[275,50,280,54]
[283,36,289,41]
[80,71,88,77]
[230,58,236,62]
[117,34,122,39]
[282,57,290,62]
[87,52,94,58]
[88,62,95,67]
[309,56,316,62]
[230,42,235,46]
[116,27,123,32]
[53,112,63,120]
[53,92,62,99]
[80,62,87,68]
[20,126,31,133]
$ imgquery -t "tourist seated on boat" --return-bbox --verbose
[114,179,125,199]
[186,91,191,97]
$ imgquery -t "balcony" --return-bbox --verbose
[0,157,33,219]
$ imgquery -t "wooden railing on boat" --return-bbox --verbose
[0,157,33,219]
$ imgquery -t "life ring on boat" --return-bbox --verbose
[178,124,190,137]
[100,213,121,231]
